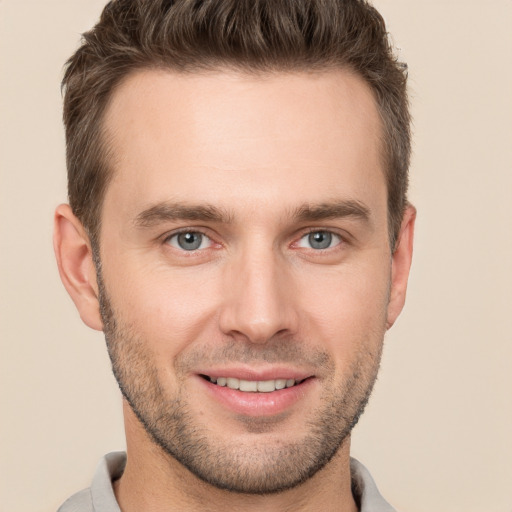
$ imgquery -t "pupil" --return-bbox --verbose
[309,231,331,249]
[178,232,201,250]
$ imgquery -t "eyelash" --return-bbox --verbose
[162,227,346,254]
[294,228,345,251]
[163,229,215,251]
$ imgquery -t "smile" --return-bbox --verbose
[199,372,316,416]
[202,375,304,393]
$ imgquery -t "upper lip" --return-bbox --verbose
[195,366,314,382]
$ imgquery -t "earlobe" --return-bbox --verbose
[53,204,103,331]
[386,204,416,330]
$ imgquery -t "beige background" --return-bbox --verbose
[1,1,511,511]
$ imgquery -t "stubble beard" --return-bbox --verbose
[96,267,384,495]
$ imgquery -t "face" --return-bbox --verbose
[92,68,407,493]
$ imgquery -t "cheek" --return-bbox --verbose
[298,261,390,353]
[106,263,223,355]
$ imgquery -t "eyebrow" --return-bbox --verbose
[134,202,233,227]
[133,199,371,228]
[293,200,371,223]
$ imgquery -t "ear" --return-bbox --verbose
[386,204,416,329]
[53,204,103,331]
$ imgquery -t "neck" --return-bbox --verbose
[115,402,358,512]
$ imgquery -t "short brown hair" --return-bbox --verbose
[63,0,410,248]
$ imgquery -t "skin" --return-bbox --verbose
[54,68,415,512]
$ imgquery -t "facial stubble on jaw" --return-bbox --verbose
[95,263,384,495]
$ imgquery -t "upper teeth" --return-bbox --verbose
[210,377,297,392]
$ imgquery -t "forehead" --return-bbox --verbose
[101,68,385,221]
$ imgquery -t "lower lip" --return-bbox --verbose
[198,376,316,417]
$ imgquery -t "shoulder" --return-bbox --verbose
[350,458,397,512]
[57,488,93,512]
[56,452,126,512]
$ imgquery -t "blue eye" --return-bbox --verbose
[167,231,211,251]
[298,231,341,250]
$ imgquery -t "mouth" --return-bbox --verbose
[197,371,316,416]
[200,375,306,393]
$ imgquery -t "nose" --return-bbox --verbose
[218,247,299,344]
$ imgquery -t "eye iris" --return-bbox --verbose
[177,232,202,250]
[309,231,332,249]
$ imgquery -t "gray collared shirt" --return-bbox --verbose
[58,452,397,512]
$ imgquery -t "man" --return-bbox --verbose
[54,0,415,510]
